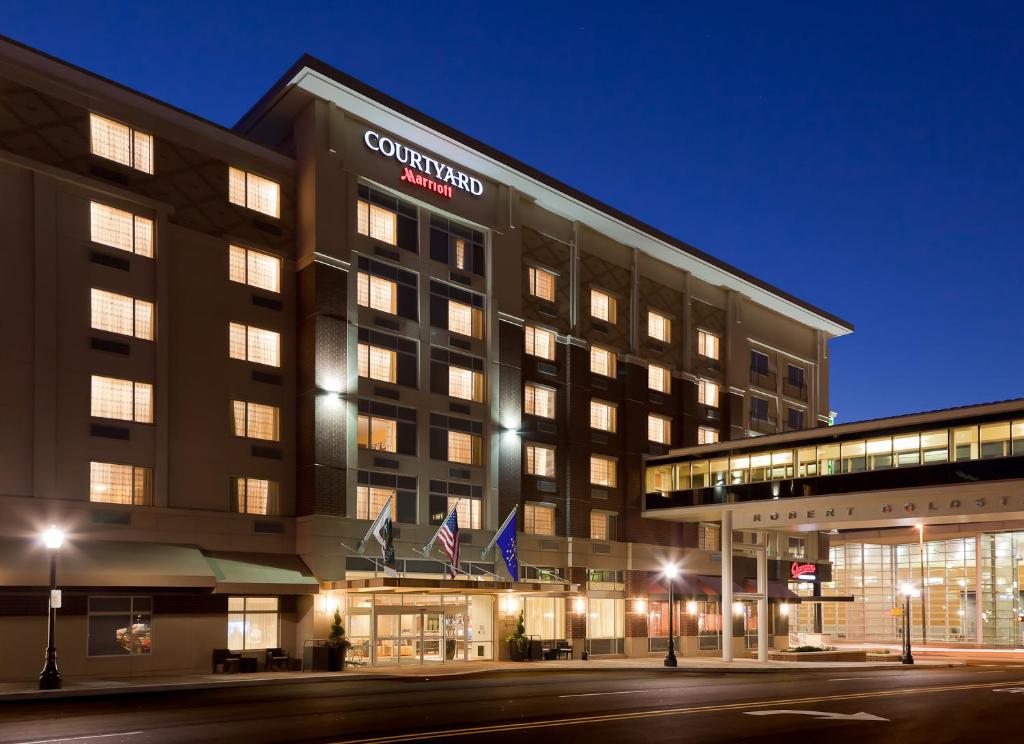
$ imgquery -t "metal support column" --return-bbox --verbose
[757,533,769,662]
[721,510,733,662]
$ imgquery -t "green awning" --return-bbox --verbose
[203,551,319,594]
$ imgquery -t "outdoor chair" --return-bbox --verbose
[265,647,290,671]
[211,648,241,674]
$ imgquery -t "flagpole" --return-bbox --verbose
[419,499,461,556]
[355,496,393,554]
[479,507,517,559]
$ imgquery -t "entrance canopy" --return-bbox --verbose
[336,576,575,595]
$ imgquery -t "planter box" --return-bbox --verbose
[866,653,901,662]
[767,650,868,662]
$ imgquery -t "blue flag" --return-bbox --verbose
[496,511,519,582]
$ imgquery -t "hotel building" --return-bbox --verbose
[0,35,862,680]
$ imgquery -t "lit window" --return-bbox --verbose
[228,167,280,218]
[648,414,671,444]
[590,512,613,541]
[590,400,617,432]
[524,383,555,419]
[698,330,720,360]
[648,311,670,342]
[590,346,616,378]
[227,597,279,651]
[90,202,153,257]
[356,486,396,520]
[357,414,397,452]
[229,245,281,293]
[525,443,556,477]
[91,375,153,423]
[448,299,483,338]
[525,325,556,360]
[449,366,483,402]
[356,272,397,314]
[698,426,719,445]
[448,430,480,465]
[231,400,280,441]
[90,461,152,505]
[454,239,467,271]
[524,503,555,536]
[649,363,670,393]
[357,343,397,383]
[91,288,154,340]
[233,477,279,515]
[88,596,151,657]
[590,456,617,487]
[698,379,719,407]
[228,323,280,367]
[357,199,398,245]
[89,113,153,174]
[590,289,616,323]
[450,496,481,529]
[528,266,556,302]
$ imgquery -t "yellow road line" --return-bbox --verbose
[336,678,1024,743]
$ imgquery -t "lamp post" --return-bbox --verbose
[39,525,64,690]
[900,583,919,665]
[663,563,679,667]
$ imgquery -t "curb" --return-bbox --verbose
[0,661,964,703]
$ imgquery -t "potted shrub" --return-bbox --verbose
[507,611,528,661]
[326,608,352,671]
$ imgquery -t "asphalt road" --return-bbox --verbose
[2,662,1024,744]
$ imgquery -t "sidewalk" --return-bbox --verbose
[0,656,961,702]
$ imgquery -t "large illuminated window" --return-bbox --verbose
[229,323,280,367]
[648,311,671,343]
[227,597,279,651]
[449,497,481,529]
[524,383,555,419]
[449,366,483,402]
[528,266,556,302]
[525,443,556,477]
[590,346,616,378]
[590,289,616,323]
[90,202,153,257]
[357,272,397,314]
[91,375,153,423]
[357,343,397,383]
[448,300,483,338]
[357,199,398,245]
[590,400,617,432]
[698,426,719,445]
[525,325,556,360]
[649,363,670,393]
[698,329,720,360]
[590,455,617,487]
[356,486,396,520]
[90,113,153,174]
[448,431,480,465]
[228,167,280,218]
[524,503,555,536]
[229,245,281,293]
[698,379,719,407]
[231,400,280,441]
[232,477,279,515]
[590,511,614,541]
[90,461,152,505]
[91,289,154,340]
[357,414,397,452]
[648,414,671,444]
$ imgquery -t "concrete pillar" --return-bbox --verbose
[721,510,733,662]
[757,533,768,662]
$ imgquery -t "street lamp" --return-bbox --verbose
[39,526,64,690]
[663,563,679,667]
[900,583,920,665]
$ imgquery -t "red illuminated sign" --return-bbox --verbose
[791,562,816,580]
[400,167,453,199]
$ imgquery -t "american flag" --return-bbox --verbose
[438,508,460,578]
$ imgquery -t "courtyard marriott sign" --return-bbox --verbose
[363,130,484,199]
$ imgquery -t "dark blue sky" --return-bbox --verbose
[5,2,1022,422]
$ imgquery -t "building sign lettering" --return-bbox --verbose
[364,130,484,198]
[791,562,817,580]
